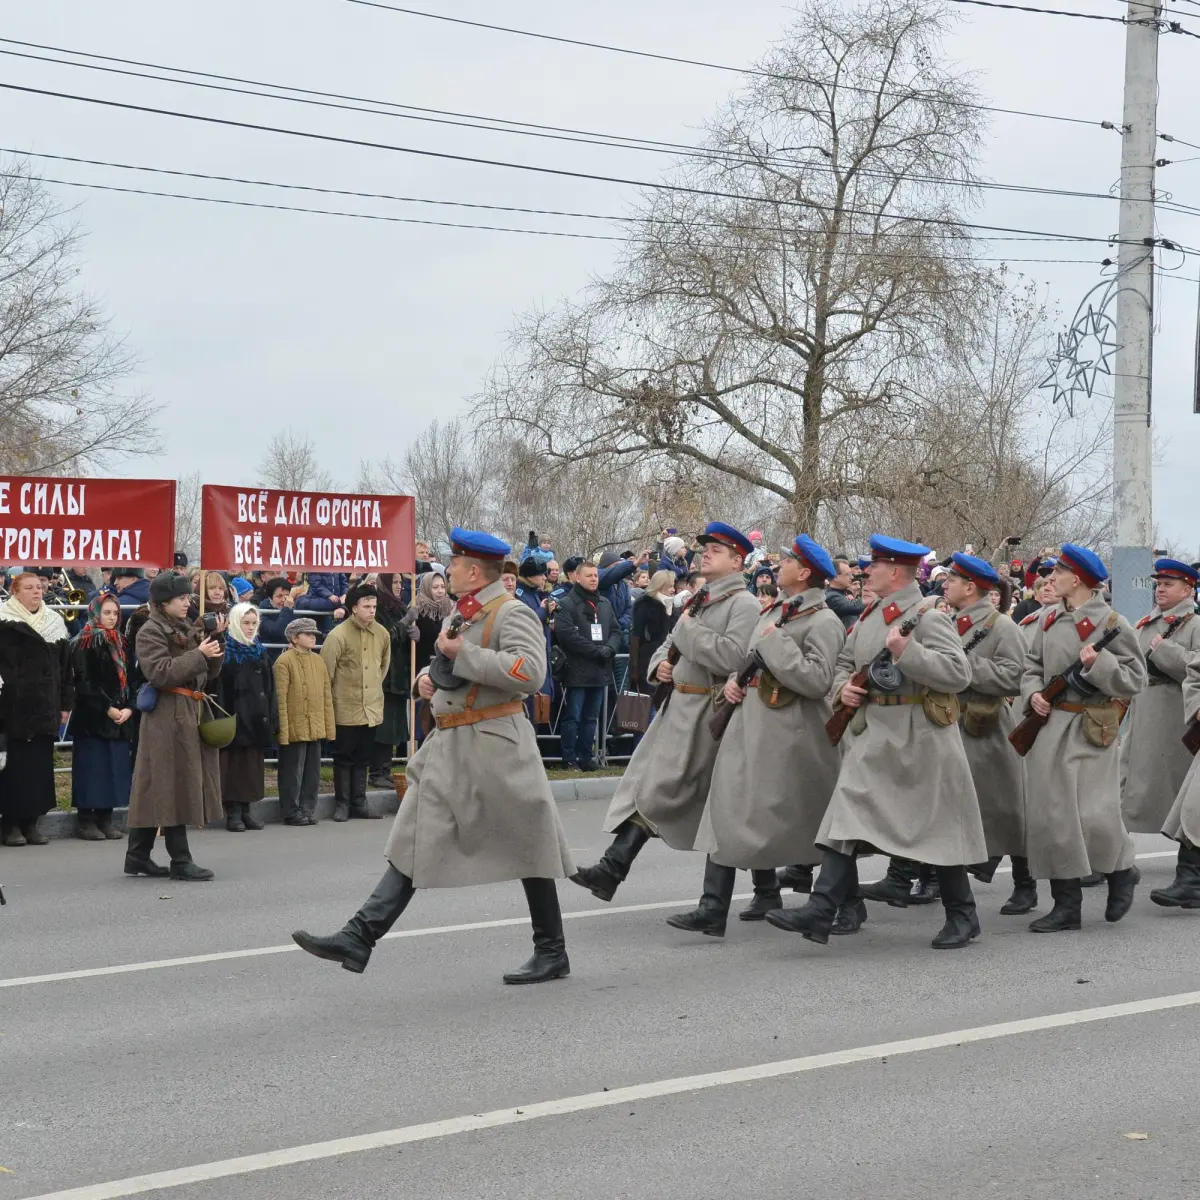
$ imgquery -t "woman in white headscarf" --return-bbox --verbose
[0,571,74,845]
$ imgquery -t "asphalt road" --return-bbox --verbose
[0,799,1196,1200]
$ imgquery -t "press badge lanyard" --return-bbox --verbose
[583,597,603,643]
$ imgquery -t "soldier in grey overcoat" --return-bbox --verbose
[570,522,760,904]
[1155,629,1200,909]
[941,553,1035,915]
[1019,545,1146,933]
[767,535,988,951]
[1120,559,1200,837]
[668,535,845,938]
[293,528,576,986]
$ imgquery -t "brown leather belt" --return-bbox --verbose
[167,687,207,701]
[435,699,524,730]
[868,694,923,706]
[675,683,715,696]
[1057,700,1129,715]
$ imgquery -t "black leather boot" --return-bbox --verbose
[777,864,814,893]
[1029,878,1082,932]
[570,820,649,902]
[1000,856,1039,915]
[226,805,246,833]
[831,898,868,934]
[667,857,736,936]
[860,857,918,907]
[1150,842,1200,908]
[1080,871,1104,887]
[76,811,105,841]
[739,869,783,921]
[123,827,169,877]
[96,809,124,840]
[931,866,981,948]
[908,863,941,905]
[349,767,379,818]
[332,764,352,822]
[293,865,415,973]
[765,850,856,945]
[968,855,1003,884]
[164,825,214,881]
[504,878,571,983]
[1104,864,1140,923]
[241,802,264,831]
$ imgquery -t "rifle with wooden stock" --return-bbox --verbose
[708,593,806,742]
[824,608,923,747]
[649,585,710,715]
[1008,624,1122,757]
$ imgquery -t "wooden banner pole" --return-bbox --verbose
[408,571,417,764]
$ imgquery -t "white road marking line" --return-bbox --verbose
[0,849,1178,992]
[20,987,1200,1200]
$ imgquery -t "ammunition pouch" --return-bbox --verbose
[921,689,961,728]
[1080,701,1126,749]
[961,696,1002,738]
[755,668,797,710]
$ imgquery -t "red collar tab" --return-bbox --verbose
[1043,610,1058,631]
[1136,614,1153,629]
[456,593,484,620]
[1075,616,1096,640]
[882,602,903,625]
[956,613,974,636]
[1020,612,1039,626]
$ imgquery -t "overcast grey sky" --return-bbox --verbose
[4,0,1198,550]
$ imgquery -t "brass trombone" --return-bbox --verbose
[59,569,88,607]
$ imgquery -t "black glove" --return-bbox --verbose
[599,645,615,662]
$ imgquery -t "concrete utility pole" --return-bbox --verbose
[1110,0,1160,620]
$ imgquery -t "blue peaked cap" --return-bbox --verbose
[869,534,931,564]
[950,552,1000,588]
[855,556,871,570]
[1153,557,1200,584]
[1058,543,1108,585]
[696,521,754,558]
[448,526,511,561]
[787,533,836,581]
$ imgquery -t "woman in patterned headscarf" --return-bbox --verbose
[69,593,134,840]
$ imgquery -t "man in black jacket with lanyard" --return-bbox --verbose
[552,561,623,770]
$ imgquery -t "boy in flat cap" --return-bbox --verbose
[274,617,335,826]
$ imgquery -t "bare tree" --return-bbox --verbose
[0,159,160,473]
[257,428,335,491]
[173,471,203,563]
[484,0,984,530]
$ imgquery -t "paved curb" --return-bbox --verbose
[33,776,622,841]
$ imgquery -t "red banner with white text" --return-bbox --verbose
[200,485,415,575]
[0,476,177,568]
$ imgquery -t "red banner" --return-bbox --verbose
[0,476,176,568]
[200,485,416,574]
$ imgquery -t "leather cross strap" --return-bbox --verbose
[436,699,524,729]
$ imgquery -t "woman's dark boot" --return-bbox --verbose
[21,820,48,846]
[76,812,105,841]
[739,869,783,921]
[777,864,814,893]
[293,865,415,973]
[95,809,124,840]
[860,857,918,907]
[667,857,737,936]
[241,803,265,831]
[504,878,571,983]
[1150,842,1200,908]
[1000,856,1038,915]
[968,855,1003,884]
[332,765,352,822]
[164,825,214,881]
[225,806,246,833]
[765,850,856,945]
[349,768,379,819]
[1029,878,1082,932]
[124,827,169,877]
[570,820,650,902]
[931,867,981,949]
[1104,865,1140,923]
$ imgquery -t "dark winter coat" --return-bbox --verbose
[304,573,349,611]
[413,612,442,674]
[69,635,133,741]
[629,592,673,692]
[515,584,553,693]
[598,557,638,633]
[257,600,296,646]
[552,584,622,688]
[374,602,414,698]
[218,650,278,749]
[824,586,865,630]
[0,621,73,740]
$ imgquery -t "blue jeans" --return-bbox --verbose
[560,686,604,766]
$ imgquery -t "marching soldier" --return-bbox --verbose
[571,523,760,902]
[1019,544,1146,932]
[942,553,1035,915]
[1155,648,1200,909]
[292,528,576,985]
[1121,559,1200,839]
[667,535,847,937]
[767,535,988,950]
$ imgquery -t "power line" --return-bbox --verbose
[947,0,1128,21]
[336,0,1102,128]
[2,79,1178,253]
[0,38,1125,210]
